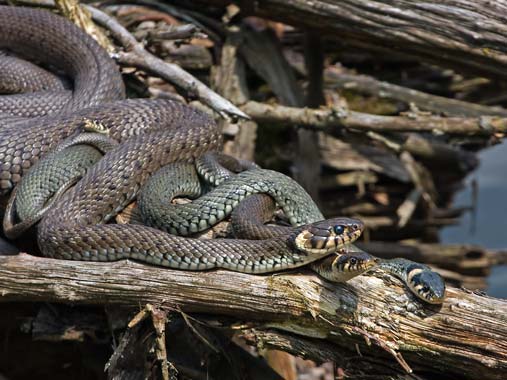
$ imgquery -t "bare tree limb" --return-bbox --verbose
[240,100,507,135]
[240,329,418,379]
[0,253,506,379]
[326,72,507,117]
[148,24,206,41]
[84,5,248,121]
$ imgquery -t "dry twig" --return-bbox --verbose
[85,5,248,120]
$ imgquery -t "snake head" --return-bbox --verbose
[294,217,364,255]
[408,266,446,304]
[82,118,110,135]
[314,249,377,282]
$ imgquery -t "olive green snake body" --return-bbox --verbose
[136,156,445,303]
[4,120,118,238]
[229,193,445,304]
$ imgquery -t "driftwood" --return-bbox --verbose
[200,0,507,81]
[0,253,506,379]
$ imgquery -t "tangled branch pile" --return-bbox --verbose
[1,1,507,379]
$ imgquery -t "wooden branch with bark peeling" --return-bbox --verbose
[326,72,507,117]
[0,253,506,379]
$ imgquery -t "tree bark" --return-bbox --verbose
[201,0,507,80]
[241,100,507,135]
[326,72,507,117]
[0,253,506,379]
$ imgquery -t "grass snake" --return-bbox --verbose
[137,155,445,303]
[0,6,444,300]
[0,5,369,276]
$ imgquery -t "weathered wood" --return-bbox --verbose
[326,72,507,117]
[319,134,410,182]
[0,253,505,379]
[199,0,507,80]
[241,100,507,135]
[211,28,258,160]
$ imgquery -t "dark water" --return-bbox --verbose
[440,142,507,298]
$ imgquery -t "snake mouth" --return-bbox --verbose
[408,268,446,304]
[294,218,364,255]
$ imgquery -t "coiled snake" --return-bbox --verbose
[0,6,444,301]
[0,5,366,276]
[136,155,445,303]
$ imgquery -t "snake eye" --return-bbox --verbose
[349,257,357,265]
[333,225,345,235]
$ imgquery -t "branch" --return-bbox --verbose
[84,5,248,121]
[326,72,507,118]
[240,329,417,379]
[200,0,507,80]
[147,24,207,41]
[240,101,507,135]
[0,253,506,379]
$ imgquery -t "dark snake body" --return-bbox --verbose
[0,5,124,193]
[1,6,364,273]
[0,5,124,118]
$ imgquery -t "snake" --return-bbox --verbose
[5,126,374,279]
[135,154,445,303]
[229,193,446,304]
[3,120,118,238]
[0,6,444,297]
[0,5,371,277]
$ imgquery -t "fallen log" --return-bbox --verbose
[199,0,507,81]
[0,253,505,379]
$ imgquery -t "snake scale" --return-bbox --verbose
[0,5,366,275]
[229,193,446,303]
